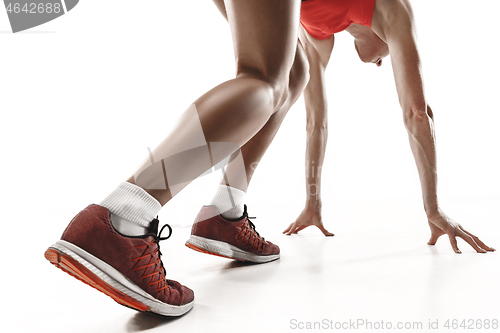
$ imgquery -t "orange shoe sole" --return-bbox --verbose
[44,247,150,313]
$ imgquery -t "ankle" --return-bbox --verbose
[210,185,246,219]
[101,182,161,235]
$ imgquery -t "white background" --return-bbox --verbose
[1,1,499,332]
[1,0,498,216]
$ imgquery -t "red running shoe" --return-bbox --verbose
[44,204,194,316]
[185,205,280,263]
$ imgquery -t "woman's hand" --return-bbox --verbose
[427,209,495,253]
[283,205,334,236]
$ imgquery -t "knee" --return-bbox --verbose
[270,43,309,116]
[234,43,309,112]
[288,42,310,102]
[235,65,293,112]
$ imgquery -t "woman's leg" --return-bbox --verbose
[128,0,303,205]
[210,0,309,196]
[220,42,310,192]
[45,1,304,316]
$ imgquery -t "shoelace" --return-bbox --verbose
[153,221,172,278]
[247,216,260,237]
[237,208,266,250]
[132,219,172,293]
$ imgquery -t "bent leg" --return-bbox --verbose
[221,42,310,191]
[129,0,302,205]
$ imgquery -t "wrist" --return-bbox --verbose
[423,196,440,219]
[425,206,442,220]
[305,199,322,211]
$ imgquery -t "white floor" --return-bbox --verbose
[5,200,498,333]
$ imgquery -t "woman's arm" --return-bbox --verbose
[284,28,335,236]
[371,0,494,253]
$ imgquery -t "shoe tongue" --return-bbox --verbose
[148,218,160,236]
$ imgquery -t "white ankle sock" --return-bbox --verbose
[210,185,246,219]
[100,182,162,236]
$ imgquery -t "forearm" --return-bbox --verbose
[305,122,328,209]
[404,106,439,217]
[303,76,328,210]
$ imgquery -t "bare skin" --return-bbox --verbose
[211,0,309,191]
[283,26,335,237]
[125,0,305,204]
[283,0,495,254]
[211,0,331,238]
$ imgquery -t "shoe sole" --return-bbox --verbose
[45,240,193,317]
[185,235,280,263]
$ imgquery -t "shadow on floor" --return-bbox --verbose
[222,260,262,270]
[126,309,190,332]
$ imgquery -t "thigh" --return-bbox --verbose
[224,0,302,82]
